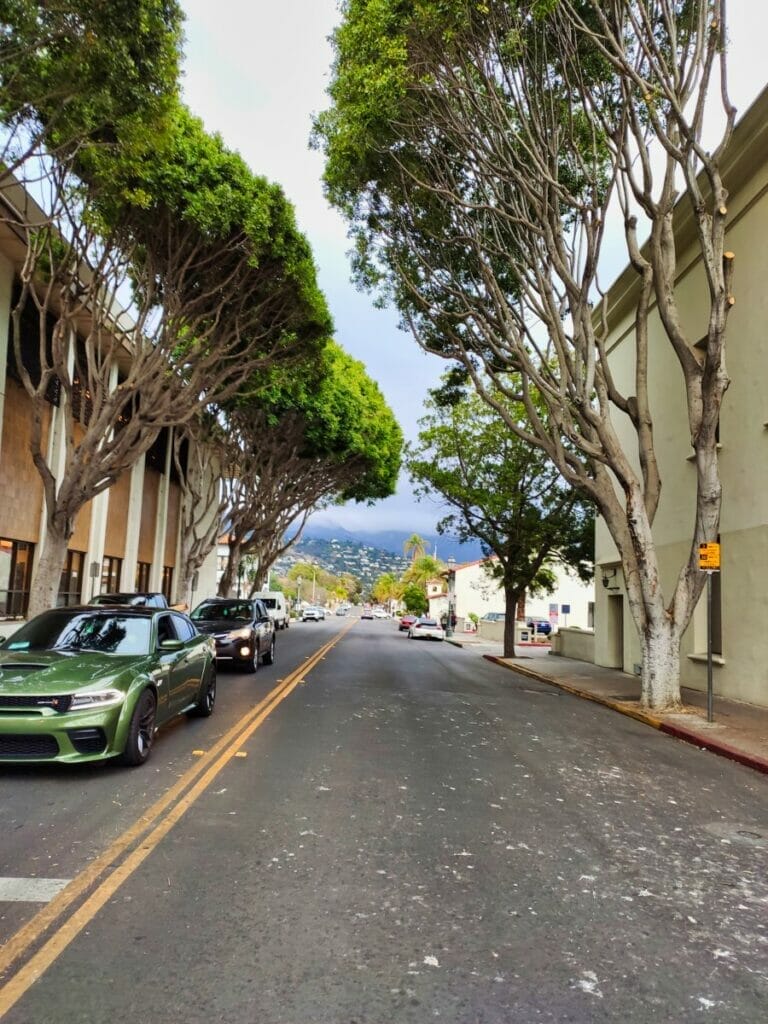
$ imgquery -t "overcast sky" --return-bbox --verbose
[178,0,768,534]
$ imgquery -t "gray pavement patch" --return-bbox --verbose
[0,877,70,902]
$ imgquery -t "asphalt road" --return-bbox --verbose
[1,616,767,1023]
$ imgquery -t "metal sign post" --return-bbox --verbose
[698,543,721,724]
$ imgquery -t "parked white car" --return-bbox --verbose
[302,606,325,621]
[408,617,445,641]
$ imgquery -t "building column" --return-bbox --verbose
[82,363,120,599]
[149,430,173,592]
[120,453,146,591]
[0,254,13,457]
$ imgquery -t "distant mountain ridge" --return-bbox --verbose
[301,522,484,563]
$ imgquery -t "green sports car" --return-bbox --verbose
[0,606,217,766]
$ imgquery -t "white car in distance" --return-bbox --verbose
[408,617,445,641]
[302,606,325,622]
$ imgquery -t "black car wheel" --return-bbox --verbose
[189,664,216,718]
[262,636,276,666]
[120,689,157,766]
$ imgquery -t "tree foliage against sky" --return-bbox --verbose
[316,0,736,709]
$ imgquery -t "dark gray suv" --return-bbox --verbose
[190,598,275,673]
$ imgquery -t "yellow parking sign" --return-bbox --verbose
[698,542,721,570]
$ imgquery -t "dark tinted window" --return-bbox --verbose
[191,601,253,622]
[4,611,151,655]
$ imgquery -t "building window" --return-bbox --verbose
[101,556,122,595]
[135,561,151,591]
[58,550,85,607]
[161,565,173,602]
[588,602,595,629]
[0,538,34,618]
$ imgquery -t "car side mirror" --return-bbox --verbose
[159,638,183,651]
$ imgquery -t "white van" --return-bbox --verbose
[252,591,289,629]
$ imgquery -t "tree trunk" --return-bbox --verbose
[27,519,71,619]
[502,586,520,659]
[640,621,682,712]
[217,538,241,597]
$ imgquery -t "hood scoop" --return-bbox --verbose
[0,663,50,672]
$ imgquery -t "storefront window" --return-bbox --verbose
[58,550,85,607]
[0,538,34,617]
[135,561,151,591]
[101,556,122,595]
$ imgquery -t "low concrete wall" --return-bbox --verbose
[550,627,595,663]
[477,620,504,643]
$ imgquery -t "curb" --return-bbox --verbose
[482,655,768,777]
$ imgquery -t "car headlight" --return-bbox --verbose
[226,627,252,642]
[68,689,125,711]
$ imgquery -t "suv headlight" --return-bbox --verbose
[69,689,124,711]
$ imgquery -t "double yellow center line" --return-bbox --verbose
[0,622,353,1017]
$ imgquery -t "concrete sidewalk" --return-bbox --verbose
[447,633,768,776]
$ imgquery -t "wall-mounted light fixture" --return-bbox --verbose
[601,567,619,589]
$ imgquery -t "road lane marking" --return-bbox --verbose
[0,880,70,904]
[0,621,353,1017]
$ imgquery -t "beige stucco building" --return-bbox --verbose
[594,87,768,707]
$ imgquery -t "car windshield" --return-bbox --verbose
[92,594,143,606]
[418,619,439,627]
[261,598,277,609]
[3,611,152,655]
[191,602,253,623]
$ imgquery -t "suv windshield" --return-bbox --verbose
[191,602,253,623]
[4,611,152,656]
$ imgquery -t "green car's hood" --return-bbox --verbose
[0,650,150,695]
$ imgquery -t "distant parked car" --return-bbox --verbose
[480,611,505,623]
[335,606,349,616]
[373,608,388,619]
[360,607,374,620]
[190,598,275,672]
[527,618,553,636]
[302,606,324,622]
[398,614,418,632]
[91,592,169,609]
[408,617,445,641]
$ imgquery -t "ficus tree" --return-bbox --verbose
[8,103,331,617]
[316,0,736,710]
[216,341,403,596]
[407,379,594,657]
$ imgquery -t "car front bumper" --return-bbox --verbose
[0,702,129,764]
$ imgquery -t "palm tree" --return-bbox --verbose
[404,554,443,588]
[403,533,428,562]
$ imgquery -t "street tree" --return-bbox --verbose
[403,554,443,589]
[0,0,182,176]
[216,342,402,596]
[371,572,403,609]
[9,106,331,616]
[401,583,428,616]
[316,0,736,710]
[407,382,594,657]
[402,533,428,562]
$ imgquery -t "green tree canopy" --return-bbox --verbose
[408,380,593,656]
[0,0,183,170]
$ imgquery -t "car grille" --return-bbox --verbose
[0,694,73,712]
[0,734,59,759]
[68,727,107,755]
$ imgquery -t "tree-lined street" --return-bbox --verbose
[1,617,766,1022]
